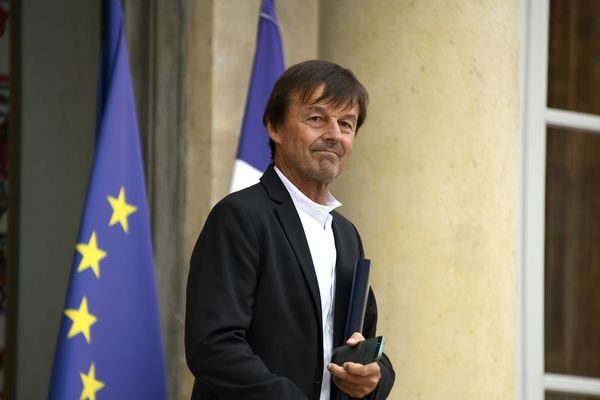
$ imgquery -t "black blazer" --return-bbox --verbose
[185,165,394,400]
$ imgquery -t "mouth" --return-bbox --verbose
[312,148,342,157]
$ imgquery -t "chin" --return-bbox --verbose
[313,167,340,183]
[307,159,344,183]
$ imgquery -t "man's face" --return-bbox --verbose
[268,85,359,190]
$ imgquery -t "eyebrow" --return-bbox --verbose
[304,104,358,122]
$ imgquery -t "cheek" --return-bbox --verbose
[342,137,354,157]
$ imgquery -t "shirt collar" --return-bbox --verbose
[274,166,342,227]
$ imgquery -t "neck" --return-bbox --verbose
[275,163,331,205]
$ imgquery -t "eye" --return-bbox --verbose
[340,120,354,131]
[309,115,323,122]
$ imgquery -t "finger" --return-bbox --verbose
[331,362,382,399]
[333,376,361,393]
[327,363,348,379]
[344,361,381,377]
[329,362,374,382]
[332,374,363,392]
[346,331,365,346]
[332,375,377,399]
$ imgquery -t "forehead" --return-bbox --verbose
[292,85,359,116]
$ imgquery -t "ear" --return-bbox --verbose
[266,121,281,144]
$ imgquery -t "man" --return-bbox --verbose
[185,60,395,400]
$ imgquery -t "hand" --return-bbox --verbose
[328,332,381,398]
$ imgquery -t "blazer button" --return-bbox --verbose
[314,378,322,386]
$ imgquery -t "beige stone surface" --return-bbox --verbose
[319,1,520,399]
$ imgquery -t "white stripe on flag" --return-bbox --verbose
[230,159,264,193]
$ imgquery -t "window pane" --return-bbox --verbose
[548,0,600,115]
[545,128,600,378]
[547,392,600,400]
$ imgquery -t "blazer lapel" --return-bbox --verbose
[260,165,323,328]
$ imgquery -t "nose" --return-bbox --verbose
[322,119,342,142]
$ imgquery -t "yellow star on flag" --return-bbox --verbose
[80,362,105,400]
[64,296,97,344]
[107,186,138,233]
[76,231,107,279]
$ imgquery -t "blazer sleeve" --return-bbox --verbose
[361,288,395,400]
[185,197,308,400]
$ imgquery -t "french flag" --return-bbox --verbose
[230,0,285,193]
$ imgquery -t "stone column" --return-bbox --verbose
[320,1,520,399]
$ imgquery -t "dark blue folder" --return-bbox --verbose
[338,258,372,400]
[343,258,372,345]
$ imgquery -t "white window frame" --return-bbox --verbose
[520,1,600,399]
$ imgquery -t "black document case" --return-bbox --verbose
[342,258,372,341]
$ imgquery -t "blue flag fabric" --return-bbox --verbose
[230,0,285,192]
[49,0,167,399]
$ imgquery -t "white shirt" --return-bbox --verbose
[275,167,341,400]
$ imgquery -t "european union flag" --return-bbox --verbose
[230,0,285,192]
[49,0,167,398]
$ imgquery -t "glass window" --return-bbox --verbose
[545,127,600,378]
[548,0,600,115]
